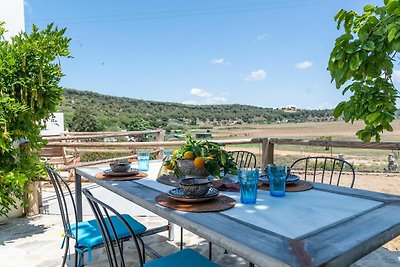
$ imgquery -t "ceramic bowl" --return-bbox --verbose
[109,161,131,173]
[179,178,211,197]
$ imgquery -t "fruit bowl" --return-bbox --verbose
[177,159,209,178]
[163,135,237,179]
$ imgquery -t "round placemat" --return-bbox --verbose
[156,174,180,187]
[155,194,236,212]
[258,180,313,192]
[95,172,148,181]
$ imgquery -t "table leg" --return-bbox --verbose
[168,222,175,241]
[75,173,83,222]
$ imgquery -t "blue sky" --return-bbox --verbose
[24,0,392,109]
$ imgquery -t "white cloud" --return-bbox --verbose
[210,58,229,65]
[186,88,228,104]
[244,69,266,81]
[295,61,313,69]
[182,100,199,105]
[257,33,270,40]
[393,70,400,82]
[210,58,225,64]
[209,96,227,102]
[190,88,213,98]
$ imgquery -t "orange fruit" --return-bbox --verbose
[172,150,179,157]
[193,157,206,169]
[183,151,195,160]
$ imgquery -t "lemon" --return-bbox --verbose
[172,150,179,157]
[165,160,175,170]
[183,151,195,160]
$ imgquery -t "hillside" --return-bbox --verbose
[59,89,334,131]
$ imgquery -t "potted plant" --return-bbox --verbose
[164,136,237,178]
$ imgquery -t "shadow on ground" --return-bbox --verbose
[0,216,47,246]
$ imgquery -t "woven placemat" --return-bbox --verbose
[95,172,148,181]
[155,194,236,212]
[156,174,180,187]
[258,180,313,192]
[211,180,240,192]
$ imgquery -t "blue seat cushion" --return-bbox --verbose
[143,248,219,267]
[70,214,146,249]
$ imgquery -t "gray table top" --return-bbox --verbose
[76,162,400,267]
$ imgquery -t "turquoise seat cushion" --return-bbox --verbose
[143,249,219,267]
[70,214,146,248]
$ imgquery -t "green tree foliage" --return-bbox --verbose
[328,1,400,142]
[70,106,103,132]
[126,118,151,131]
[0,23,70,216]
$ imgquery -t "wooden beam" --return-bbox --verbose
[43,130,162,141]
[46,138,260,148]
[261,138,274,170]
[57,155,135,171]
[65,148,134,153]
[268,138,400,150]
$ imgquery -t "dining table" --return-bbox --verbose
[75,160,400,267]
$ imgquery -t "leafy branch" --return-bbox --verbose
[328,1,400,142]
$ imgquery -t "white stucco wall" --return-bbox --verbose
[0,0,25,40]
[0,0,25,221]
[41,113,65,136]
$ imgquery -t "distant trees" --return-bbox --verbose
[70,106,103,132]
[59,89,336,131]
[126,118,151,131]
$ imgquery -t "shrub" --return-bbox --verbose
[0,23,70,216]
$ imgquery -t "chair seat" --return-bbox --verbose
[71,214,147,248]
[143,248,219,267]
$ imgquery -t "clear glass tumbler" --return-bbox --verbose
[267,165,287,197]
[137,151,150,171]
[238,168,259,204]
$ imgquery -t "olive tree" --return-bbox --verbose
[0,23,70,216]
[328,0,400,141]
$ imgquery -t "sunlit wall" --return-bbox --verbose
[0,0,25,40]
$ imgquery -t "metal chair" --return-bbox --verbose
[45,166,169,266]
[290,156,356,188]
[231,151,257,168]
[82,188,219,267]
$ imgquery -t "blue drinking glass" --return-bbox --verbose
[163,149,174,159]
[137,151,150,171]
[267,165,287,197]
[238,168,259,204]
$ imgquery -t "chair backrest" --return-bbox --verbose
[290,156,356,188]
[45,166,78,238]
[82,189,144,267]
[231,151,257,168]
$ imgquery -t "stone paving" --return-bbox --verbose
[1,214,399,267]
